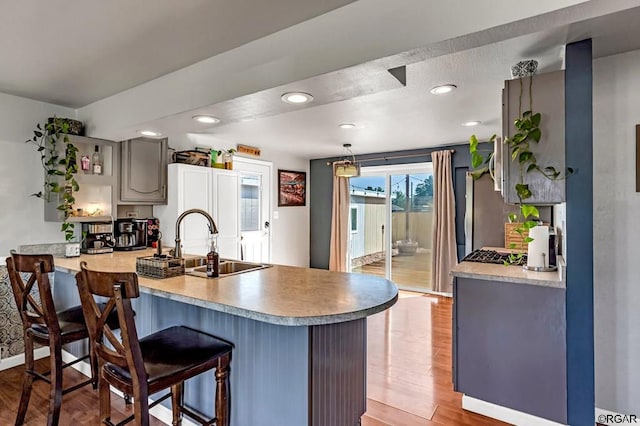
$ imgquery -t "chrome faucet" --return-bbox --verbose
[173,209,218,259]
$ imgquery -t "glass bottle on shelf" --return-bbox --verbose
[91,145,103,175]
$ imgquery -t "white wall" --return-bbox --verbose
[593,49,640,414]
[0,92,75,255]
[167,134,310,267]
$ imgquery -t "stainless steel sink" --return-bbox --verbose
[184,258,271,278]
[183,257,207,268]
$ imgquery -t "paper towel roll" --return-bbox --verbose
[527,225,549,268]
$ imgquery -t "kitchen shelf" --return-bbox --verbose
[67,215,113,223]
[44,135,118,223]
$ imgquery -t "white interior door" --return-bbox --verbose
[234,157,272,263]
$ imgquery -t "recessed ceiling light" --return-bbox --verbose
[281,92,313,104]
[338,123,356,129]
[138,130,162,137]
[462,121,482,127]
[192,115,220,124]
[430,84,457,95]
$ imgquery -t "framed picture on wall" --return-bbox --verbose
[278,169,306,207]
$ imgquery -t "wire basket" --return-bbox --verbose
[136,255,185,279]
[173,150,209,167]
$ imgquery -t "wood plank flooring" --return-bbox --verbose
[0,357,164,425]
[0,292,505,425]
[362,291,509,426]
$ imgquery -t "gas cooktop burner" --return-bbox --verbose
[462,249,527,265]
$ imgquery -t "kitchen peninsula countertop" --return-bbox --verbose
[54,249,398,326]
[451,254,566,289]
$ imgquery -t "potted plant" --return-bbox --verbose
[27,117,81,253]
[468,61,571,264]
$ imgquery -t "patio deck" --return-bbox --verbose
[352,249,433,291]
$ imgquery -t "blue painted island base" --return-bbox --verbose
[54,271,366,426]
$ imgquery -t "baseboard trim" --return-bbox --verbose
[462,395,566,426]
[0,347,50,371]
[60,350,197,426]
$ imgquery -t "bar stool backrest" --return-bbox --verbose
[6,251,60,336]
[75,261,147,387]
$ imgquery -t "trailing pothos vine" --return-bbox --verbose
[26,118,79,242]
[469,72,572,265]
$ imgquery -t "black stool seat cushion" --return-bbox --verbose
[31,303,121,338]
[105,326,233,386]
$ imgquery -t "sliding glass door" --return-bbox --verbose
[349,163,434,292]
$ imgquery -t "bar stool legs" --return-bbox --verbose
[171,382,184,426]
[48,345,63,426]
[15,334,35,426]
[215,353,231,426]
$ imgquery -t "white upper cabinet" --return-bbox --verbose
[153,163,240,259]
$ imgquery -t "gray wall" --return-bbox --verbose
[310,144,474,269]
[593,48,640,413]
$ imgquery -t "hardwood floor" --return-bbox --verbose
[0,357,164,425]
[0,292,504,425]
[362,291,509,426]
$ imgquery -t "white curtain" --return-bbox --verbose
[329,170,349,272]
[431,150,458,293]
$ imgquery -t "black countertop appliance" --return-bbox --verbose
[114,218,147,251]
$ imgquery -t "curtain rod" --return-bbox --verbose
[326,149,455,166]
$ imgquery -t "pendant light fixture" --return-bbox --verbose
[334,143,360,178]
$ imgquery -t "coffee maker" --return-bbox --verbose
[114,218,148,251]
[81,221,115,254]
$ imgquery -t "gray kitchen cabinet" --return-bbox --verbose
[453,277,567,424]
[120,137,168,204]
[501,70,565,204]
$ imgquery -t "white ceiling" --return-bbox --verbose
[0,0,356,107]
[188,32,567,158]
[3,1,640,159]
[176,5,640,159]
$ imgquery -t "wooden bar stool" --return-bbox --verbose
[76,261,233,426]
[6,251,124,426]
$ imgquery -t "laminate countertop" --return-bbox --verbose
[54,249,398,326]
[450,254,566,289]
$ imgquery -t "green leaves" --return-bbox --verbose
[515,183,532,200]
[29,116,81,237]
[520,204,539,219]
[468,134,496,180]
[471,151,484,169]
[518,151,533,163]
[529,128,541,143]
[470,167,488,180]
